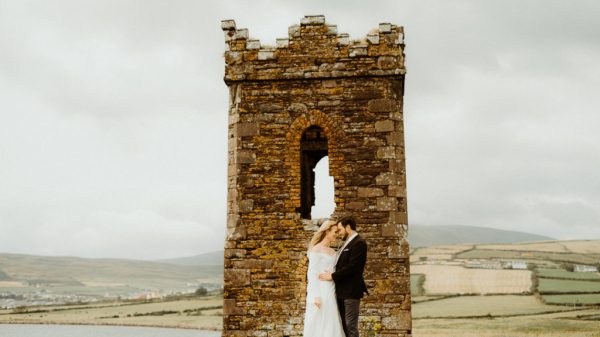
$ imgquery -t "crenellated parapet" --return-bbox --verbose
[221,15,405,82]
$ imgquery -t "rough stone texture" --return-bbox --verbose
[221,15,410,337]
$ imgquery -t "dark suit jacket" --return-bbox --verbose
[332,234,368,299]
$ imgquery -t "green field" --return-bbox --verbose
[412,295,573,318]
[0,296,223,330]
[456,250,600,265]
[413,308,600,337]
[411,274,425,296]
[538,278,600,294]
[538,269,600,280]
[542,294,600,305]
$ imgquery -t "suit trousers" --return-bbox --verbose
[337,298,360,337]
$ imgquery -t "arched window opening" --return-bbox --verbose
[311,156,335,219]
[300,125,328,219]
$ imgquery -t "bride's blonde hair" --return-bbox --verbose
[308,220,337,251]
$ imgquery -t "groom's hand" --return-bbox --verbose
[318,272,333,281]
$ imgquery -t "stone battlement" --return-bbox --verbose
[221,15,405,82]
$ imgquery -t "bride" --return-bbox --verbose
[303,220,346,337]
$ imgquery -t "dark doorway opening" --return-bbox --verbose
[299,125,328,219]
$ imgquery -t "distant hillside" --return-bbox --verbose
[408,225,554,248]
[0,225,552,296]
[158,251,223,266]
[0,253,222,295]
[157,226,553,267]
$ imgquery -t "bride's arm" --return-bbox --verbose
[306,253,322,308]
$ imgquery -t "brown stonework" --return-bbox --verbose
[221,15,410,336]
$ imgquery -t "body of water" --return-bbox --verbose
[0,324,221,337]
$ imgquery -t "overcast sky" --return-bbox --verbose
[1,0,599,260]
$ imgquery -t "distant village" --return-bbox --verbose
[464,260,599,272]
[0,282,222,309]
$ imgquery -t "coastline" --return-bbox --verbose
[0,321,221,331]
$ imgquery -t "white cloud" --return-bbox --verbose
[1,0,599,259]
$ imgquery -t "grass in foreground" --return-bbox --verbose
[412,295,574,318]
[413,307,600,337]
[0,296,222,330]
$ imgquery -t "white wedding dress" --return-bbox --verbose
[303,251,346,337]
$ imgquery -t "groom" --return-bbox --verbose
[319,215,368,337]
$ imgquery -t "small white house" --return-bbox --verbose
[504,261,528,270]
[465,260,502,269]
[574,264,599,273]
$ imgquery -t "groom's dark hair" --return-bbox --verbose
[338,215,357,231]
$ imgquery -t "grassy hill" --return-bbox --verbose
[157,251,223,266]
[161,225,553,267]
[0,253,222,297]
[408,225,553,247]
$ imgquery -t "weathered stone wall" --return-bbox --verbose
[222,15,411,337]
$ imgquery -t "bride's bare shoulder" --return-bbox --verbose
[310,244,336,256]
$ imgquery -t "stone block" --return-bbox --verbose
[317,100,340,107]
[368,99,396,113]
[288,24,300,38]
[338,33,350,45]
[377,56,398,69]
[236,123,260,137]
[375,120,395,132]
[379,23,392,33]
[389,159,406,173]
[234,259,274,269]
[225,51,243,65]
[386,131,403,146]
[346,201,366,210]
[377,197,398,211]
[383,311,411,330]
[349,45,368,57]
[258,103,282,114]
[375,172,398,185]
[389,211,408,224]
[396,32,405,45]
[246,40,260,50]
[388,185,406,198]
[221,20,236,31]
[301,15,325,25]
[326,24,337,35]
[224,299,245,315]
[225,249,246,259]
[227,226,246,240]
[276,38,289,48]
[258,50,275,60]
[322,79,337,88]
[235,28,249,40]
[357,187,384,198]
[239,199,254,213]
[227,213,239,228]
[237,150,256,164]
[400,238,410,256]
[377,146,396,159]
[224,269,251,286]
[388,245,409,259]
[367,34,380,44]
[382,222,402,237]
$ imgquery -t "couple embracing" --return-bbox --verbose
[303,216,368,337]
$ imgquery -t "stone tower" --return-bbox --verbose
[221,15,411,337]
